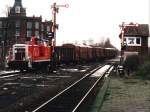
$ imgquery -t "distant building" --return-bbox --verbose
[0,0,52,62]
[119,23,149,56]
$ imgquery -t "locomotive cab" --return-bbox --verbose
[6,44,29,70]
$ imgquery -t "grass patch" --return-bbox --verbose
[136,61,150,79]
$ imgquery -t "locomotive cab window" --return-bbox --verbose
[14,48,25,60]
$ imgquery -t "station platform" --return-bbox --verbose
[90,76,150,112]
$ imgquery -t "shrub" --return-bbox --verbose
[136,61,150,79]
[123,55,140,72]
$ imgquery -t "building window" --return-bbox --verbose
[136,38,141,44]
[16,21,20,28]
[126,37,141,46]
[35,31,39,37]
[27,22,32,29]
[0,30,2,36]
[128,38,134,44]
[27,30,32,37]
[3,22,7,28]
[16,30,20,36]
[0,21,2,28]
[35,22,39,29]
[41,24,44,31]
[47,26,50,32]
[15,6,21,13]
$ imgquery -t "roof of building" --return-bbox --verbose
[125,24,149,36]
[119,24,149,37]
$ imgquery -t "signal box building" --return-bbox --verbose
[119,23,149,56]
[0,0,52,62]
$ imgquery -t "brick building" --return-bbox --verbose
[119,23,149,56]
[0,0,52,63]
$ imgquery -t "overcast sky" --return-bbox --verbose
[0,0,149,49]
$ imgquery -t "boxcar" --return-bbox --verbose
[54,46,75,64]
[61,44,80,63]
[104,48,117,59]
[92,47,104,61]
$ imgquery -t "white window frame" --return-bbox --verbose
[16,20,20,28]
[125,36,141,46]
[27,22,32,29]
[46,26,50,32]
[35,31,39,37]
[15,30,20,36]
[27,30,32,37]
[15,6,20,13]
[35,22,39,29]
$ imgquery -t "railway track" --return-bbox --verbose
[0,63,103,112]
[31,64,113,112]
[0,71,21,79]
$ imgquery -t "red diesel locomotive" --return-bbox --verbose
[6,36,52,70]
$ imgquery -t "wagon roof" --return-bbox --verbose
[105,47,116,50]
[62,43,92,48]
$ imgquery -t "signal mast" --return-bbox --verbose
[49,3,69,70]
[119,22,139,64]
[50,3,69,47]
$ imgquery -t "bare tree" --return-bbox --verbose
[82,40,87,45]
[103,38,115,48]
[93,37,105,47]
[88,38,94,45]
[74,40,79,45]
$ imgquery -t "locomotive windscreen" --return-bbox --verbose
[14,48,25,60]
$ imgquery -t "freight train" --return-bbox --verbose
[55,44,117,64]
[5,36,118,71]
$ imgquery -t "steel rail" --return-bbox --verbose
[72,65,113,112]
[0,71,21,79]
[32,64,104,112]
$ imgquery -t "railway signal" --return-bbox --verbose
[50,3,69,70]
[51,3,69,46]
[119,22,139,49]
[119,22,139,65]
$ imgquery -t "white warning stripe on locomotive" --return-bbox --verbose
[32,59,51,62]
